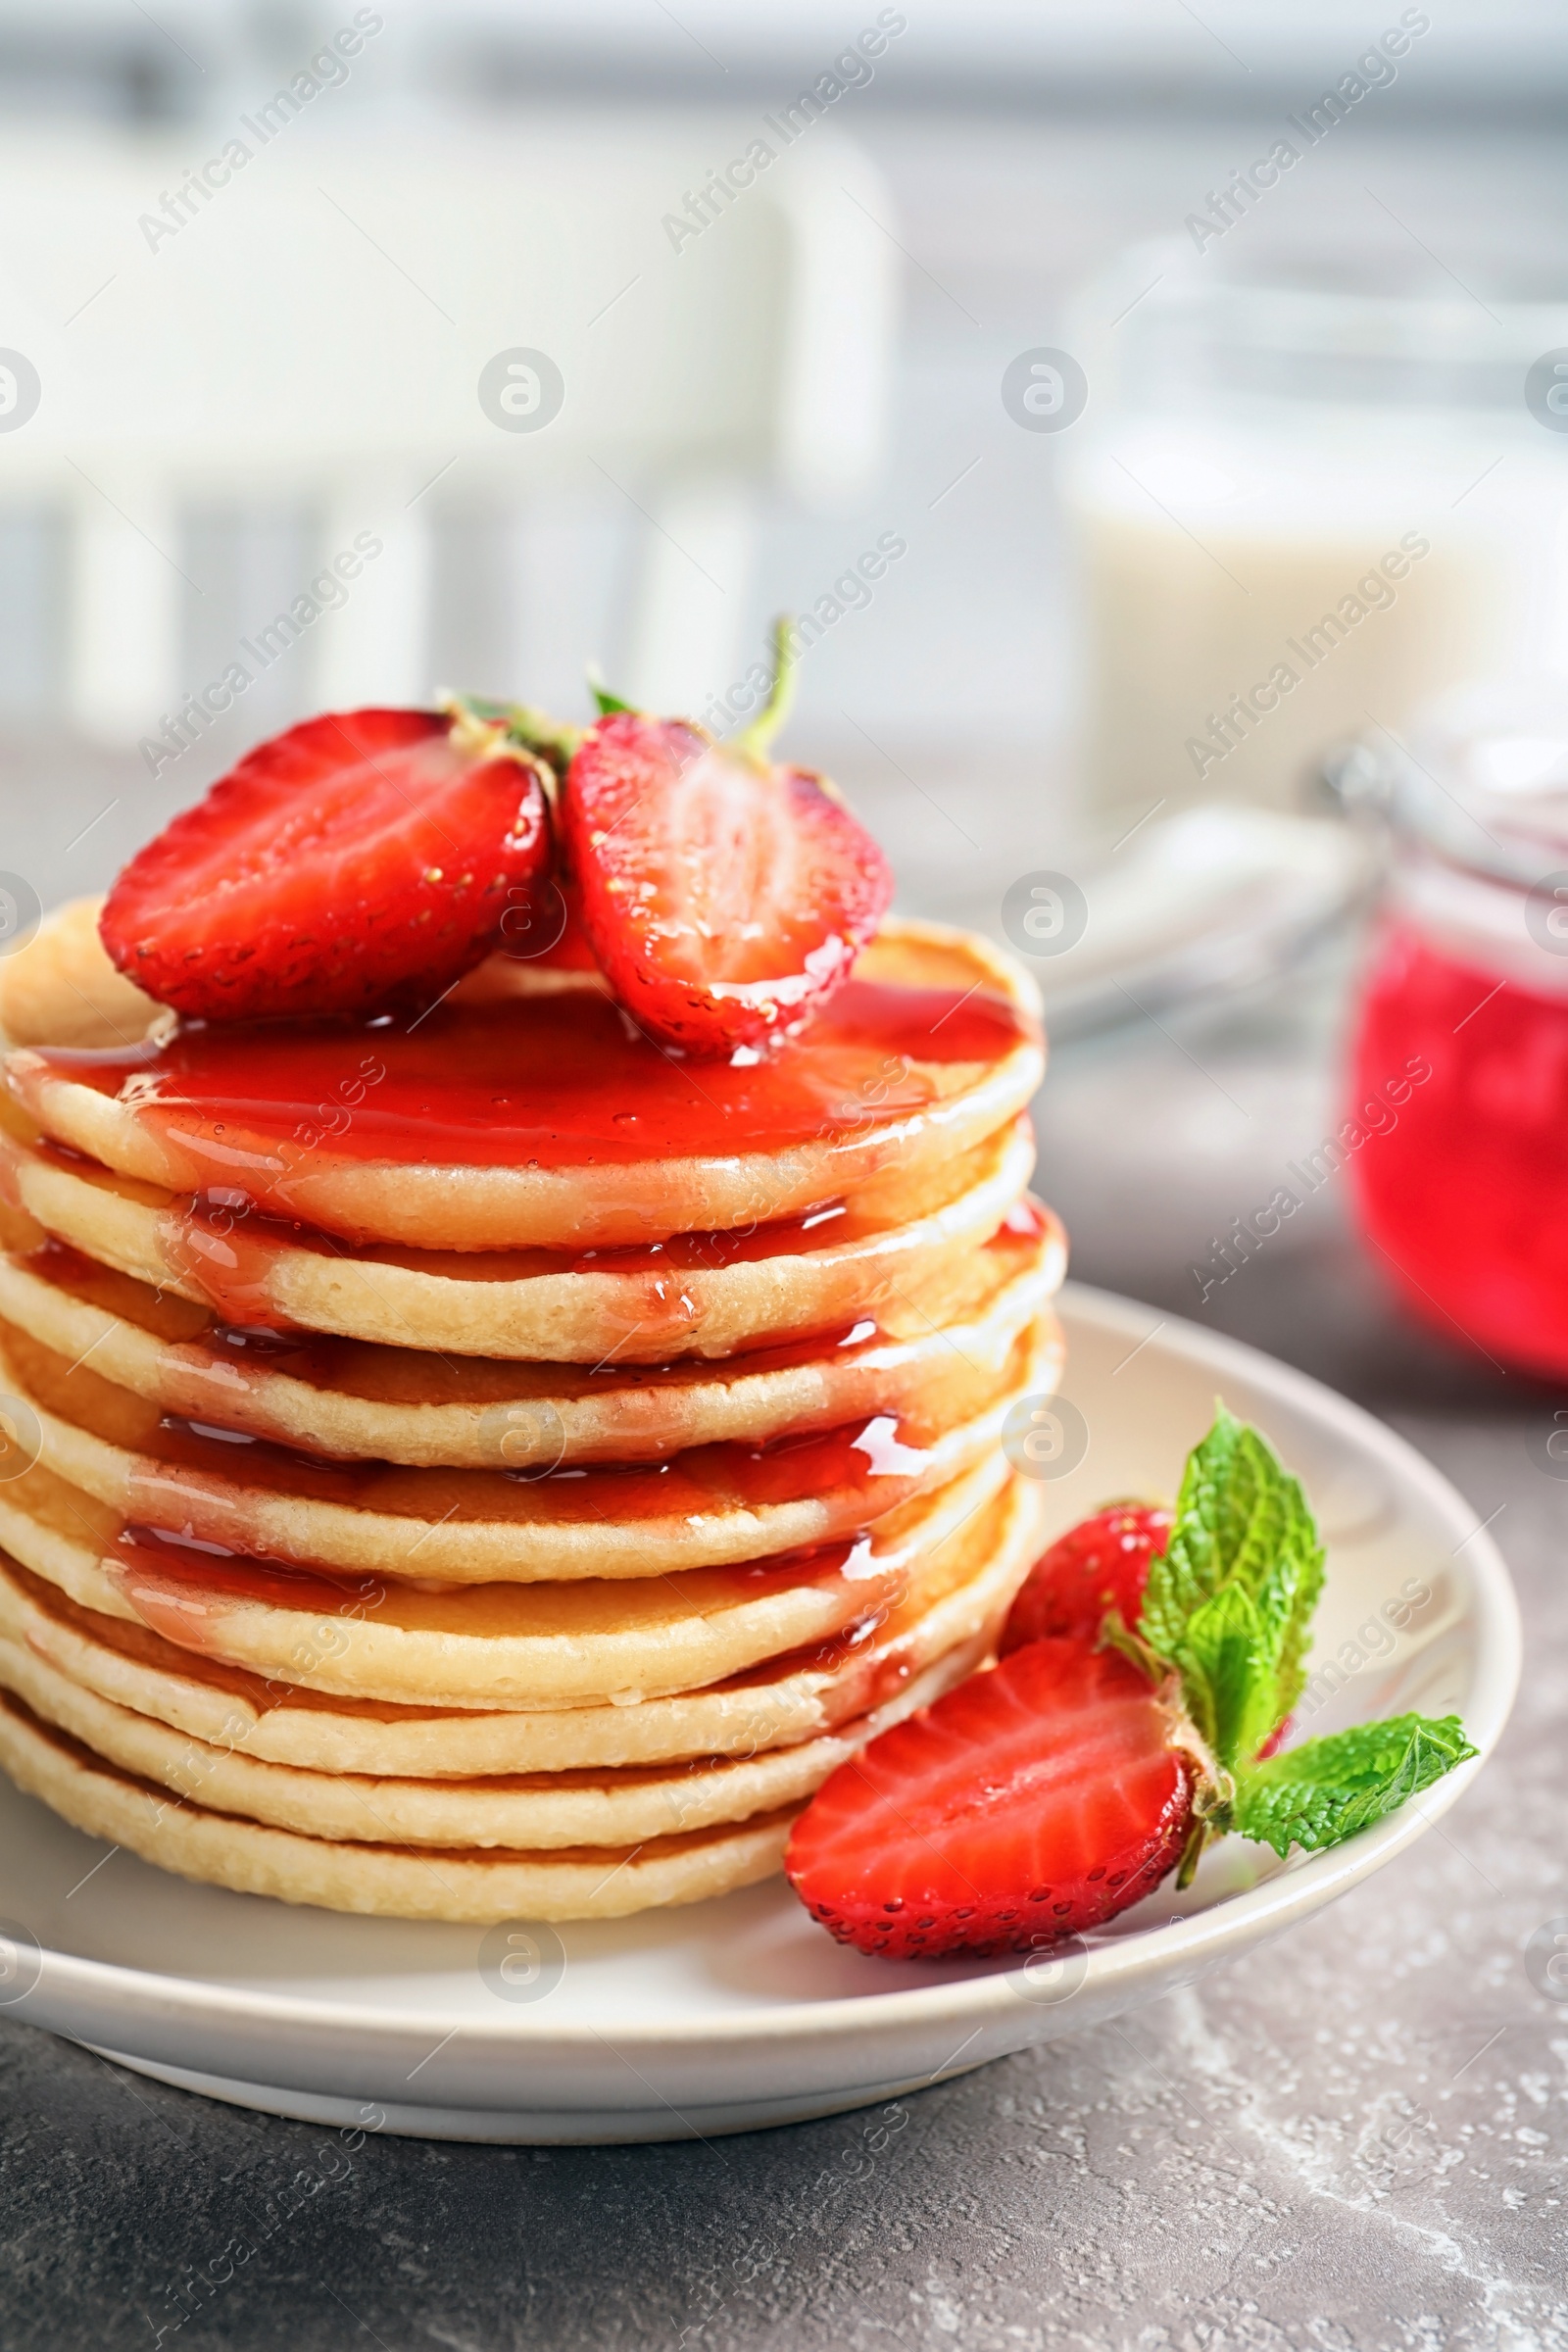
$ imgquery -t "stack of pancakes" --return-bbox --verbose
[0,906,1060,1922]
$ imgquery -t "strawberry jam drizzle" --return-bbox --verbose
[106,1520,887,1652]
[108,1403,938,1553]
[11,1220,1039,1457]
[24,977,1032,1181]
[149,1188,906,1335]
[997,1195,1047,1244]
[25,1230,889,1396]
[162,1196,296,1329]
[113,1525,385,1621]
[23,1216,1038,1394]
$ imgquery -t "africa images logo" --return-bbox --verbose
[136,10,385,252]
[660,11,906,253]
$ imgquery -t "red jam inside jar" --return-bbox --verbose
[1344,683,1568,1378]
[1349,917,1568,1374]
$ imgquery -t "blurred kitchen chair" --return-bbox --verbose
[0,118,896,741]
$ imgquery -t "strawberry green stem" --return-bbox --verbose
[505,704,584,769]
[1174,1818,1208,1890]
[440,691,582,777]
[734,616,797,762]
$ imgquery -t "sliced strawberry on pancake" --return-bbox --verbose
[100,706,553,1022]
[561,631,892,1059]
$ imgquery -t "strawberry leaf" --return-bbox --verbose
[587,671,636,717]
[1232,1715,1478,1857]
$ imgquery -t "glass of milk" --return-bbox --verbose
[1064,238,1568,826]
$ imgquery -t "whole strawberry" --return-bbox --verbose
[999,1501,1173,1654]
[786,1406,1477,1960]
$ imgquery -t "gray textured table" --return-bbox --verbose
[2,1222,1563,2352]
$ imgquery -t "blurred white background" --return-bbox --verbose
[4,0,1567,1381]
[3,3,1566,865]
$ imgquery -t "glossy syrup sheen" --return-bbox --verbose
[24,978,1034,1174]
[149,1188,903,1335]
[25,1231,891,1392]
[22,1538,919,1727]
[24,1204,1044,1404]
[9,1242,1031,1487]
[144,1150,1041,1337]
[105,1400,946,1537]
[13,1235,885,1401]
[107,1521,884,1642]
[175,1195,867,1289]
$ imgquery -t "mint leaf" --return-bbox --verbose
[1110,1408,1476,1863]
[1177,1581,1272,1765]
[1139,1405,1243,1654]
[1232,1715,1477,1857]
[1141,1405,1321,1652]
[1139,1404,1325,1759]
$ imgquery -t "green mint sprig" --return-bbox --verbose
[1104,1403,1477,1884]
[1232,1714,1477,1857]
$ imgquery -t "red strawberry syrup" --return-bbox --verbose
[16,979,1031,1183]
[94,1402,945,1557]
[105,1521,901,1657]
[8,978,1035,1334]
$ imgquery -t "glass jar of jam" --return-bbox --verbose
[1343,680,1568,1378]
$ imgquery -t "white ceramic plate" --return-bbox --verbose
[0,1285,1519,2143]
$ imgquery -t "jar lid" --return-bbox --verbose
[1332,678,1568,887]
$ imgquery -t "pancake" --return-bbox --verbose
[0,1476,1044,1775]
[0,1102,1036,1361]
[4,907,1045,1252]
[0,888,1062,1928]
[0,1305,1056,1583]
[0,1204,1062,1465]
[0,895,159,1052]
[0,1620,976,1849]
[0,1453,1013,1707]
[0,1690,795,1920]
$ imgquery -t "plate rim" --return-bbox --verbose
[8,1280,1522,2063]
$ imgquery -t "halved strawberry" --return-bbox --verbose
[561,645,892,1057]
[786,1640,1200,1959]
[787,1407,1481,1964]
[101,707,552,1022]
[999,1502,1173,1656]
